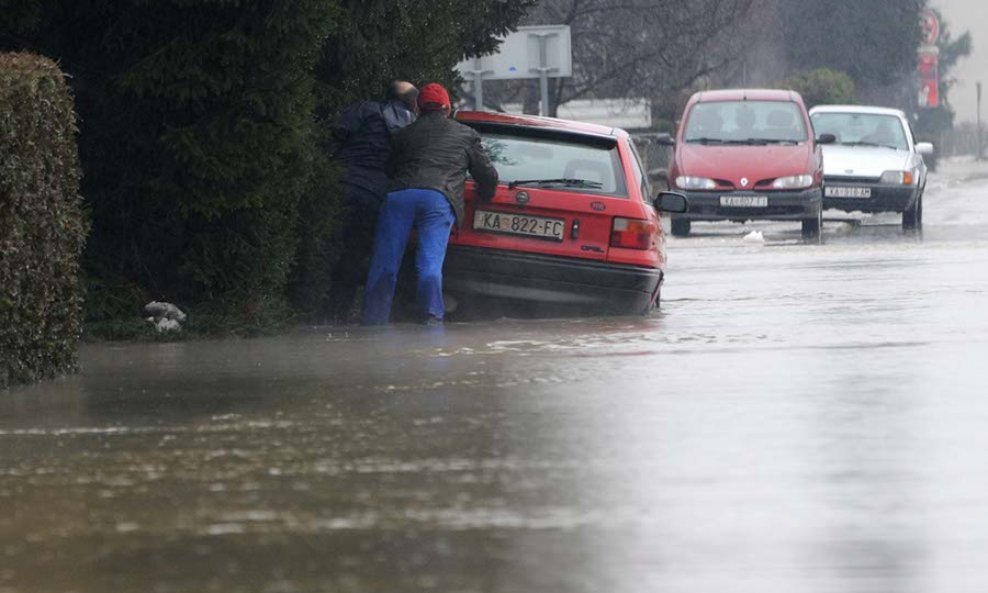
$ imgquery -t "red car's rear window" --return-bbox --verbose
[467,125,628,198]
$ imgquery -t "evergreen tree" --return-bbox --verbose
[779,0,924,88]
[1,0,533,329]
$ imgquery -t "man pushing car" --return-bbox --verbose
[361,82,498,326]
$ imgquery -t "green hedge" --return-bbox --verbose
[0,53,88,389]
[1,1,533,331]
[780,68,857,109]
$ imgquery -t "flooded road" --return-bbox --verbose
[3,160,988,593]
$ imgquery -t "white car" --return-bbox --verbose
[809,105,933,229]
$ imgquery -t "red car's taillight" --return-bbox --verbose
[610,217,656,250]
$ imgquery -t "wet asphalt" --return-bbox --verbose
[2,161,988,593]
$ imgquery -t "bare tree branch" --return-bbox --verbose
[515,0,757,115]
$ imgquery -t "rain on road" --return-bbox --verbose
[2,160,988,593]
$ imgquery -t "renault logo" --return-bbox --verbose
[740,177,749,187]
[515,191,530,205]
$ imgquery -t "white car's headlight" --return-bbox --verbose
[880,170,915,185]
[675,176,717,190]
[771,175,814,189]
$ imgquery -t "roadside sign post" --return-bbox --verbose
[531,32,558,116]
[455,25,572,115]
[978,82,983,161]
[465,57,492,111]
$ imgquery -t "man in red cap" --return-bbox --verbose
[362,82,498,325]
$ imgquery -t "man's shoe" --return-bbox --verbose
[423,316,443,326]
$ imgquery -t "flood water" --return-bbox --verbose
[3,161,988,593]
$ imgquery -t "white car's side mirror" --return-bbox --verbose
[916,142,935,156]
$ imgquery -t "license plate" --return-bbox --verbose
[473,210,565,241]
[720,196,768,207]
[825,186,872,198]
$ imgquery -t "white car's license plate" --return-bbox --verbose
[720,196,768,207]
[473,210,565,241]
[825,186,872,198]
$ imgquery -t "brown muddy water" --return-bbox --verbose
[2,168,988,592]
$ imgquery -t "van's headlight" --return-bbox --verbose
[880,170,915,185]
[771,175,813,189]
[675,176,717,190]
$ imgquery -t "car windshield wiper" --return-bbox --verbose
[688,138,783,146]
[747,138,800,145]
[842,141,901,150]
[507,178,604,189]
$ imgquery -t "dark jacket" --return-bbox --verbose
[388,112,498,226]
[335,100,416,195]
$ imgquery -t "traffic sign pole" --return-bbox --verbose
[978,82,983,161]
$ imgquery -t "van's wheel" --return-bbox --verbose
[671,218,691,237]
[902,194,923,230]
[801,210,822,241]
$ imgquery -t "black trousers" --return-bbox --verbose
[330,183,384,322]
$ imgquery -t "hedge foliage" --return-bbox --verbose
[781,68,857,109]
[0,53,88,389]
[779,0,923,88]
[0,0,533,331]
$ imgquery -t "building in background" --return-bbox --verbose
[935,0,985,124]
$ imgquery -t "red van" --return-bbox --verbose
[658,89,832,238]
[443,111,688,317]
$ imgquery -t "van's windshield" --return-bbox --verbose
[684,101,808,145]
[476,133,627,197]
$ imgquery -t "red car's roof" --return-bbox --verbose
[691,88,802,104]
[455,110,626,139]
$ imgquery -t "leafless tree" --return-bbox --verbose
[481,0,761,116]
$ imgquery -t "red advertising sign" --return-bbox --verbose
[918,52,939,108]
[920,10,940,46]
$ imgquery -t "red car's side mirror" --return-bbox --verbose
[652,191,689,213]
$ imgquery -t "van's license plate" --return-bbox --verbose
[474,210,565,241]
[721,196,768,207]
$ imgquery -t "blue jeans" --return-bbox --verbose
[362,189,456,325]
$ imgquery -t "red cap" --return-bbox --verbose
[418,82,451,112]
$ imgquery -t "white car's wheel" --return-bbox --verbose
[902,193,922,230]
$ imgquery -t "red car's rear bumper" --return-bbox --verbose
[443,246,662,316]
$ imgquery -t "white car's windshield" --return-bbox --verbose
[683,100,808,144]
[811,112,909,150]
[478,133,627,196]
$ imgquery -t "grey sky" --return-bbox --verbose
[935,0,986,123]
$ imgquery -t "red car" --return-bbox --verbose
[444,110,688,316]
[658,89,833,238]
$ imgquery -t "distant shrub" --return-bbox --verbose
[0,53,88,389]
[780,68,857,109]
